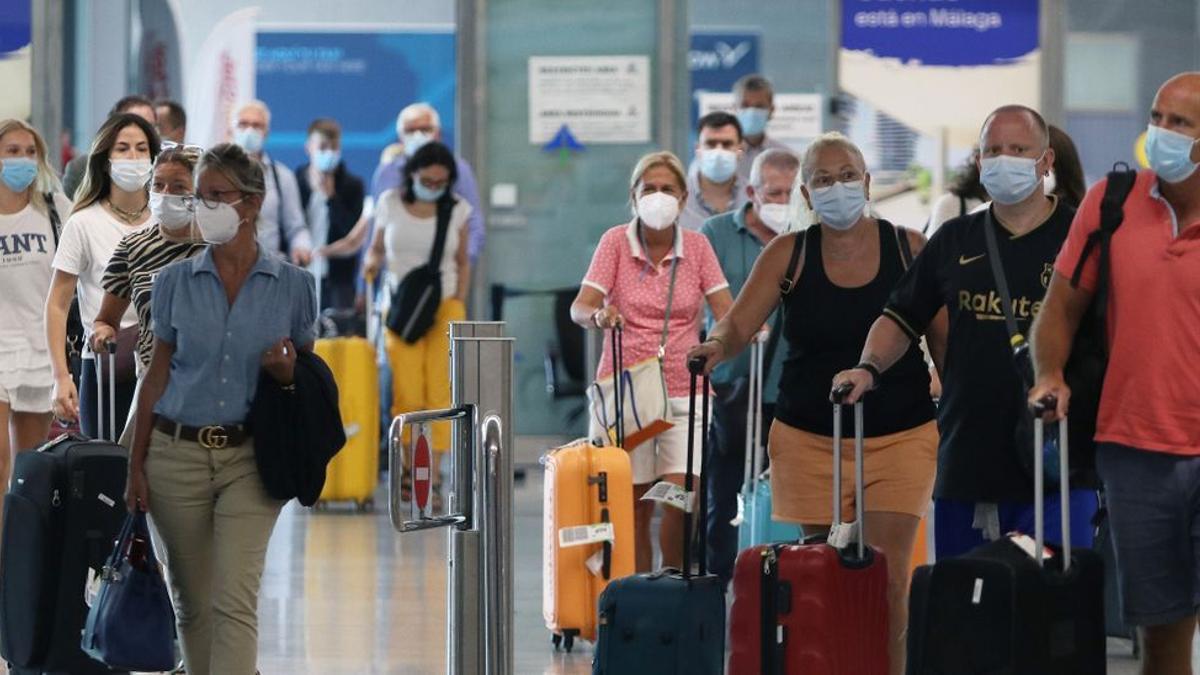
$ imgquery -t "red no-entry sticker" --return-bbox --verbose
[413,432,432,514]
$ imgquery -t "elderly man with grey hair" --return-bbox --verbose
[733,74,794,183]
[699,147,799,584]
[231,99,313,265]
[370,102,485,264]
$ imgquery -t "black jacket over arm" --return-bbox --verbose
[296,162,366,284]
[251,350,346,506]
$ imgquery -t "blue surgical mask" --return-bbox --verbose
[810,180,867,231]
[413,181,445,203]
[234,127,264,153]
[736,107,769,137]
[980,153,1044,205]
[1,157,38,192]
[1145,124,1199,184]
[699,148,738,183]
[315,149,340,173]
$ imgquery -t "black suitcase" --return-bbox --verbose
[592,357,725,675]
[0,351,129,674]
[907,404,1106,675]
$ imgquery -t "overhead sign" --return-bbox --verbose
[0,0,31,121]
[842,0,1038,66]
[256,28,456,183]
[528,55,650,144]
[697,92,823,151]
[839,0,1041,145]
[689,32,759,127]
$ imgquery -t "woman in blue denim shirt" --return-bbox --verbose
[126,143,316,675]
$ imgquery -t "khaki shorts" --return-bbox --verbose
[767,419,938,524]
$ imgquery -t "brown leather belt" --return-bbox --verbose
[155,417,246,449]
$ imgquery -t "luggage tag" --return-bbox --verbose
[84,567,101,608]
[827,520,860,549]
[1007,533,1055,561]
[558,522,615,549]
[640,480,693,513]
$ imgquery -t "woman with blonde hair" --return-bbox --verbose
[571,150,733,572]
[127,142,316,675]
[46,112,160,441]
[0,118,72,509]
[691,132,944,675]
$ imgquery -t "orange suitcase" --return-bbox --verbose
[542,439,635,650]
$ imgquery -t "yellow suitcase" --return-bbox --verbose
[314,337,380,510]
[542,439,635,650]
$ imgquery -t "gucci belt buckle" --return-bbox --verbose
[197,425,229,449]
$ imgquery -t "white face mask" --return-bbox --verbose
[194,199,243,245]
[757,202,789,234]
[109,159,153,192]
[150,192,197,238]
[402,131,434,158]
[636,192,680,231]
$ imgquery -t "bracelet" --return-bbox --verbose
[591,308,604,328]
[855,361,882,389]
[710,335,729,357]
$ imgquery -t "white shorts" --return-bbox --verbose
[0,380,53,414]
[589,396,707,485]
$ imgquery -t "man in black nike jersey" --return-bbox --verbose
[833,105,1098,558]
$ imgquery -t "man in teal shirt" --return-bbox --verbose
[701,148,798,583]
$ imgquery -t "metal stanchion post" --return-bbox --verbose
[389,322,514,675]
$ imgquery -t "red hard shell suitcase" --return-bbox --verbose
[728,393,889,675]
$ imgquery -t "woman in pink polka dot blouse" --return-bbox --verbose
[570,150,733,572]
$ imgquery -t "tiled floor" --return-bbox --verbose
[255,465,1183,674]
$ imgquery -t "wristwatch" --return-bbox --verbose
[856,361,882,389]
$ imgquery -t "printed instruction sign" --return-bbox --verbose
[528,55,651,144]
[696,92,823,151]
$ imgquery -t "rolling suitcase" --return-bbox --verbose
[592,357,724,675]
[728,388,889,675]
[736,336,801,549]
[0,348,129,674]
[906,401,1105,675]
[544,326,636,649]
[314,285,380,510]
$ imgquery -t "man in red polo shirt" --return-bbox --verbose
[1032,71,1200,675]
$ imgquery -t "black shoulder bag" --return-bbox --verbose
[385,198,455,343]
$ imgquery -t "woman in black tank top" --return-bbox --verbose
[689,133,943,675]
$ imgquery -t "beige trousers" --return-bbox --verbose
[145,428,284,675]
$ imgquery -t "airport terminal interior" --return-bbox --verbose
[3,0,1200,673]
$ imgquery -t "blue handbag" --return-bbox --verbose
[81,511,176,671]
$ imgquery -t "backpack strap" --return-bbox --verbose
[44,192,62,248]
[1069,164,1137,332]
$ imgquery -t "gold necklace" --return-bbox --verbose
[106,199,146,224]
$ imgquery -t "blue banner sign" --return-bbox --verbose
[842,0,1038,67]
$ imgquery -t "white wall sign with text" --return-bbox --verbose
[697,92,824,151]
[528,55,651,144]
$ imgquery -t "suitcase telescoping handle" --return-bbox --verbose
[685,355,711,580]
[612,326,625,449]
[831,383,866,561]
[1031,396,1071,570]
[94,340,117,442]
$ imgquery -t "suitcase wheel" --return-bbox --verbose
[551,630,576,652]
[356,498,375,513]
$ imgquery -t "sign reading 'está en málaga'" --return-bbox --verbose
[842,0,1039,67]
